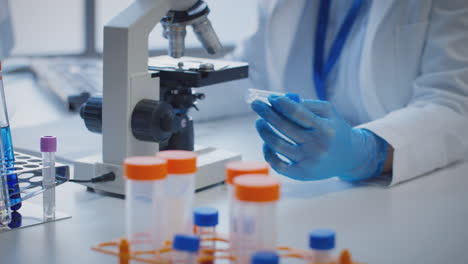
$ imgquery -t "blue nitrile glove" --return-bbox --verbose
[251,95,389,181]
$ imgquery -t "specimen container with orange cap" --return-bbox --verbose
[156,150,197,239]
[230,174,281,264]
[225,160,270,197]
[124,156,168,252]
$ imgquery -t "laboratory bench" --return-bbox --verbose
[0,73,467,264]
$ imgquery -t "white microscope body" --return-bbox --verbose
[74,0,243,194]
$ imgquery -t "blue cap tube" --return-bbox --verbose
[309,229,336,250]
[251,251,280,264]
[193,207,219,227]
[173,234,201,253]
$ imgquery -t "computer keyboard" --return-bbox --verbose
[30,58,102,111]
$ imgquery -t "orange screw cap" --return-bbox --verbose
[124,156,167,181]
[225,161,269,185]
[233,174,280,202]
[156,150,197,174]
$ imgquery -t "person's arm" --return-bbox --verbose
[359,0,468,185]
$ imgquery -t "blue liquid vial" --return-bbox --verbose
[0,62,21,211]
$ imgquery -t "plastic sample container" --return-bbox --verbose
[307,229,336,264]
[225,161,269,196]
[156,150,197,240]
[172,234,201,264]
[194,207,218,251]
[124,156,168,252]
[251,251,280,264]
[230,174,281,264]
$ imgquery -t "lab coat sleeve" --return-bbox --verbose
[190,2,272,122]
[359,0,468,186]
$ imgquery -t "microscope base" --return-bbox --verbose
[74,146,241,195]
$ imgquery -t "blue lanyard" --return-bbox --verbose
[313,0,365,101]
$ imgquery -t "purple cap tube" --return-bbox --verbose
[40,136,57,153]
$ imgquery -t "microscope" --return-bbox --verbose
[74,0,248,194]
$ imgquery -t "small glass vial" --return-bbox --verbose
[156,150,197,240]
[307,229,336,264]
[124,156,168,252]
[251,251,280,264]
[230,174,280,264]
[172,234,201,264]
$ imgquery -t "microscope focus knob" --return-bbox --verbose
[80,96,103,133]
[131,99,183,143]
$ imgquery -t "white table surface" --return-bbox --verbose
[0,73,467,264]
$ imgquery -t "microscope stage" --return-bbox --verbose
[148,56,249,88]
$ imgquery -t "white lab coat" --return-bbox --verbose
[193,0,468,186]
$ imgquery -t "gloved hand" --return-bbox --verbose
[251,95,389,181]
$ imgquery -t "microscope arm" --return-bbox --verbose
[102,0,181,165]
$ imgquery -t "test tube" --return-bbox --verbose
[193,207,218,253]
[245,89,284,104]
[172,234,201,264]
[124,156,168,252]
[41,136,57,220]
[156,150,197,240]
[251,251,280,264]
[0,61,21,211]
[246,88,302,105]
[230,174,281,264]
[306,229,336,264]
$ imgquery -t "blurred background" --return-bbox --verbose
[9,0,259,56]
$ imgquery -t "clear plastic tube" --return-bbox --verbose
[126,179,166,251]
[230,200,277,264]
[166,173,195,239]
[42,151,56,220]
[124,156,168,252]
[40,136,57,221]
[230,175,280,264]
[245,89,284,104]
